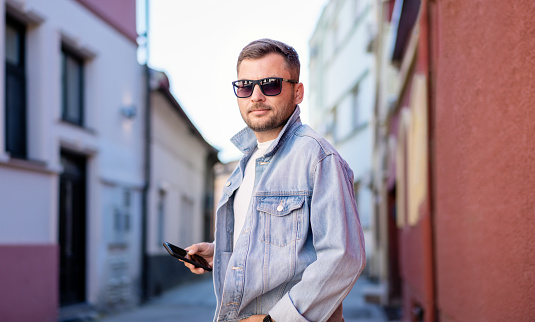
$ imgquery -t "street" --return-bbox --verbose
[98,275,390,322]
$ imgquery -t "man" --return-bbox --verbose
[183,38,365,322]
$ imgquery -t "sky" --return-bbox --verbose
[137,0,328,162]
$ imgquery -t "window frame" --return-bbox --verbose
[61,45,85,126]
[4,16,27,159]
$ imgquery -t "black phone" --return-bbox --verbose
[163,241,212,272]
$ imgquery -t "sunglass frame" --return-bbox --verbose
[232,77,298,98]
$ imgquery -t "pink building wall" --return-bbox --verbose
[74,0,138,42]
[0,245,58,322]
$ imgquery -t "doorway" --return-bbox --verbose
[59,150,87,306]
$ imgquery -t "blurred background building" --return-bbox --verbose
[308,0,378,272]
[371,0,535,321]
[0,0,217,321]
[144,69,218,299]
[310,0,534,321]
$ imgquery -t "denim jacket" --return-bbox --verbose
[213,106,366,322]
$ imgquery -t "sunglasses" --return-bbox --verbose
[232,77,298,98]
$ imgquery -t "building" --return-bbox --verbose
[308,0,377,267]
[0,1,218,321]
[213,159,239,217]
[372,0,535,320]
[0,0,142,320]
[144,69,218,298]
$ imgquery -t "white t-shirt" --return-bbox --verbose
[233,139,274,247]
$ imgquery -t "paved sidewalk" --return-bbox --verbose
[99,275,389,322]
[342,277,390,322]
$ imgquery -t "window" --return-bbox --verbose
[179,195,194,245]
[5,18,27,158]
[310,43,318,62]
[331,21,339,50]
[324,108,336,143]
[157,190,166,246]
[113,188,132,243]
[122,189,131,231]
[61,46,84,126]
[352,86,360,129]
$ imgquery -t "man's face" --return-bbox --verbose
[236,53,304,142]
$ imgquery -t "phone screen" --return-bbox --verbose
[163,242,212,271]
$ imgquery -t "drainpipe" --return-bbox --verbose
[425,2,438,320]
[140,0,151,302]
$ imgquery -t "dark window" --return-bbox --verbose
[5,17,27,158]
[61,46,84,126]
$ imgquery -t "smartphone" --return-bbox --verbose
[163,241,212,272]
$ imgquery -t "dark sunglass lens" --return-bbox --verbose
[234,81,253,97]
[261,78,282,96]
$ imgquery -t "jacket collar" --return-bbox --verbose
[231,105,302,156]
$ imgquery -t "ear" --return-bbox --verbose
[294,82,304,105]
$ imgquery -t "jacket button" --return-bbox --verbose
[277,205,283,212]
[226,181,231,187]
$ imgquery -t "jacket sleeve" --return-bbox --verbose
[269,153,366,322]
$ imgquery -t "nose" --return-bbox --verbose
[250,84,266,101]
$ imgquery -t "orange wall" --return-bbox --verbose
[433,0,535,321]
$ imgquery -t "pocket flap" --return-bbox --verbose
[257,196,305,216]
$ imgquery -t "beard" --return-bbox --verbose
[241,101,295,133]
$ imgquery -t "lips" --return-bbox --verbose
[250,108,270,114]
[249,104,272,114]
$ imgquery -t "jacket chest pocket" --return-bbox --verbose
[257,196,305,247]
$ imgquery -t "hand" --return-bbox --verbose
[182,242,214,274]
[239,315,269,322]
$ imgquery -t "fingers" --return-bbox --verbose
[184,244,199,255]
[186,243,204,256]
[181,244,207,274]
[198,242,215,257]
[181,242,214,274]
[183,261,206,274]
[186,242,214,258]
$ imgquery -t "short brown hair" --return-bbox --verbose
[237,38,300,81]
